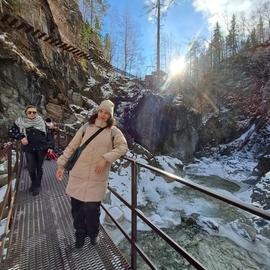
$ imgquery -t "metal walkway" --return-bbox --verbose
[1,160,130,270]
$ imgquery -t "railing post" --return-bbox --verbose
[7,145,12,206]
[56,123,60,150]
[15,143,19,174]
[14,143,22,196]
[7,145,12,184]
[131,160,138,269]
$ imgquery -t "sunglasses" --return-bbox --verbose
[27,111,37,115]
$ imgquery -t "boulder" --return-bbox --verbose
[45,103,63,121]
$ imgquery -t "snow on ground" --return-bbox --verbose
[0,179,17,202]
[0,218,7,237]
[0,184,7,202]
[107,148,257,231]
[222,123,256,149]
[85,77,96,88]
[100,84,113,98]
[81,96,97,112]
[184,123,259,186]
[154,155,183,174]
[0,161,7,174]
[0,33,7,41]
[185,153,257,183]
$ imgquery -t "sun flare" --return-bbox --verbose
[169,57,186,76]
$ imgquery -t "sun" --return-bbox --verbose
[169,56,186,76]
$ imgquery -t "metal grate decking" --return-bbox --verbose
[1,160,130,270]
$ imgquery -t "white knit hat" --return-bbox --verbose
[98,100,114,117]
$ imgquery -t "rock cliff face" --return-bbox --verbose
[195,45,270,150]
[125,94,201,161]
[0,0,88,139]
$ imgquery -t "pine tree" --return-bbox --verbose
[103,33,112,62]
[186,38,203,83]
[262,2,270,38]
[81,0,108,48]
[250,28,259,47]
[226,14,239,57]
[245,37,251,49]
[211,22,223,66]
[258,15,264,43]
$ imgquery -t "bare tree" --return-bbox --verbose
[112,9,142,74]
[161,32,180,71]
[145,0,176,84]
[262,1,270,38]
[258,15,265,43]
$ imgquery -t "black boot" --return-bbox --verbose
[75,231,86,249]
[90,235,100,246]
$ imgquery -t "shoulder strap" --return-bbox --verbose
[111,126,117,149]
[79,127,105,152]
[81,123,89,137]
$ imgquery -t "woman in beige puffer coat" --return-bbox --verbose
[56,100,128,248]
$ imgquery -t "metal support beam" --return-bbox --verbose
[54,40,63,46]
[58,43,68,49]
[16,22,27,31]
[24,26,34,34]
[68,47,78,53]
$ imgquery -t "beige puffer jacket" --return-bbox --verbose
[57,123,128,201]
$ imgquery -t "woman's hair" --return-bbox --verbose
[24,105,37,114]
[88,112,115,127]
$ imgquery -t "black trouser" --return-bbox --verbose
[71,197,101,239]
[25,151,45,190]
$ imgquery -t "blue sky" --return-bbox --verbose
[103,0,209,75]
[102,0,268,76]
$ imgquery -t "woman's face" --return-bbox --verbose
[97,109,110,122]
[26,108,37,120]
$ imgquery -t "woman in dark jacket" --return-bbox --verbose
[9,105,54,196]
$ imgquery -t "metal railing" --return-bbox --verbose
[101,157,270,269]
[0,142,22,260]
[57,129,270,269]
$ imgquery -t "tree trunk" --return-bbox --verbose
[157,0,161,87]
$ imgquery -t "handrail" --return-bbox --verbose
[104,158,207,269]
[105,156,270,269]
[0,142,21,261]
[123,157,270,221]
